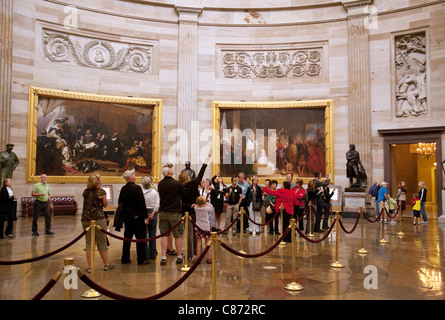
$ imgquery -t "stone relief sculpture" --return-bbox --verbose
[222,49,322,79]
[43,29,152,74]
[395,32,427,118]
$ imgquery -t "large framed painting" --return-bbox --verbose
[211,100,334,184]
[26,87,162,183]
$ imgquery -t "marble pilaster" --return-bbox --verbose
[0,0,13,149]
[343,0,373,184]
[175,6,202,168]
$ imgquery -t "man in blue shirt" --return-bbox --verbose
[376,182,389,219]
[237,172,251,232]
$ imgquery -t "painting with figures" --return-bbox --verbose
[27,87,162,183]
[217,107,326,179]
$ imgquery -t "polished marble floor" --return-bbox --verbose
[1,209,444,300]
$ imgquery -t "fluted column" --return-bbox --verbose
[0,0,13,150]
[175,6,202,167]
[343,0,373,183]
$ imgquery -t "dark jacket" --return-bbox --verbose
[181,163,208,215]
[250,184,263,210]
[0,186,14,214]
[118,182,147,223]
[419,187,427,203]
[158,176,183,213]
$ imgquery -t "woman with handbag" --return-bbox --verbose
[247,176,262,235]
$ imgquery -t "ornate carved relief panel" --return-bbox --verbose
[218,43,326,80]
[394,31,427,118]
[42,29,153,74]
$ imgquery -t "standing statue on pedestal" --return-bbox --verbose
[346,144,367,189]
[0,144,19,183]
[181,161,196,181]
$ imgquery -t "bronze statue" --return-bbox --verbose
[0,144,19,183]
[346,144,367,188]
[181,161,196,180]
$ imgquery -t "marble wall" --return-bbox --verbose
[3,0,444,214]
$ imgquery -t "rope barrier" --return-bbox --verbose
[216,212,241,235]
[0,230,87,265]
[77,244,211,300]
[31,270,62,300]
[339,213,360,234]
[295,218,337,243]
[244,210,281,227]
[99,217,184,243]
[364,207,385,223]
[219,227,291,258]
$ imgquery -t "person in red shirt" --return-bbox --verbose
[263,180,297,243]
[292,178,306,231]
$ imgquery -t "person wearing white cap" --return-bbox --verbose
[376,181,389,220]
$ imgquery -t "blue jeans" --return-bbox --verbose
[420,202,428,222]
[145,209,158,259]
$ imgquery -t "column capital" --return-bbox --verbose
[175,6,203,24]
[342,0,373,17]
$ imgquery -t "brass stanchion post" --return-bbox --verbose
[330,212,345,269]
[279,203,286,246]
[378,206,389,245]
[284,218,304,291]
[64,258,75,300]
[307,201,315,238]
[239,207,246,254]
[181,212,190,272]
[82,220,102,298]
[356,207,370,254]
[211,232,218,300]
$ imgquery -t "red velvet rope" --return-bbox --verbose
[216,212,241,235]
[244,210,281,226]
[339,213,360,234]
[31,277,59,300]
[99,217,184,243]
[0,230,87,265]
[295,218,337,243]
[364,207,385,223]
[77,245,211,300]
[219,227,291,258]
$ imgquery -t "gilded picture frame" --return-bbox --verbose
[211,100,334,185]
[26,86,162,184]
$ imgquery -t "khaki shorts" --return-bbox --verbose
[159,211,184,238]
[82,218,108,252]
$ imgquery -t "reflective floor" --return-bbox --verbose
[1,210,444,300]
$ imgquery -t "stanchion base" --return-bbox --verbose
[279,241,286,246]
[306,233,315,238]
[284,282,304,291]
[397,231,405,237]
[330,261,345,268]
[181,265,191,272]
[82,289,102,298]
[378,238,390,245]
[356,248,370,254]
[238,250,247,254]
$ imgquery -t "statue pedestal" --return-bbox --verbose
[342,191,367,218]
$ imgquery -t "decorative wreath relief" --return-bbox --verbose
[43,29,152,74]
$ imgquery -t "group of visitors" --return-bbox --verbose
[369,180,429,225]
[0,168,431,273]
